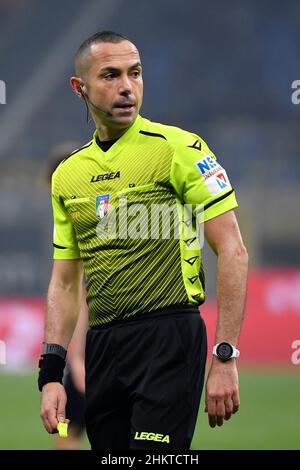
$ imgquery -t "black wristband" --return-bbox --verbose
[38,354,66,392]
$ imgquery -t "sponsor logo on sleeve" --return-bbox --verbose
[195,156,231,195]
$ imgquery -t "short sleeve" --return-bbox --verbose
[170,137,238,222]
[51,169,81,260]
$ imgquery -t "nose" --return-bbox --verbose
[118,74,132,95]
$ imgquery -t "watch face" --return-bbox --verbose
[216,342,233,361]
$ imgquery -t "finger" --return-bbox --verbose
[57,394,67,423]
[43,415,59,434]
[224,397,234,421]
[41,405,57,433]
[42,416,53,434]
[47,407,59,431]
[217,416,223,426]
[206,399,217,428]
[216,399,225,427]
[232,388,240,413]
[209,413,217,428]
[50,423,59,434]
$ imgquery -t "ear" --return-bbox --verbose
[70,76,84,99]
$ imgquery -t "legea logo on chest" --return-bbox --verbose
[91,171,120,183]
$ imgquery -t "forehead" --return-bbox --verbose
[89,41,141,70]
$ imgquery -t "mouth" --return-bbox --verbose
[113,102,135,112]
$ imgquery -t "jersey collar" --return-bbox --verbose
[92,114,143,159]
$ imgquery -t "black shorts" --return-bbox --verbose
[64,367,86,434]
[85,305,207,450]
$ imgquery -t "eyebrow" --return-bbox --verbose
[100,62,142,74]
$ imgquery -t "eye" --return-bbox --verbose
[131,70,141,78]
[104,73,115,81]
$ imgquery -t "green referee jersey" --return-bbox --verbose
[52,114,237,326]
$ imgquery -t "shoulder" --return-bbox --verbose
[139,116,205,151]
[52,139,93,178]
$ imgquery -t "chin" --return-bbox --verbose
[113,114,136,126]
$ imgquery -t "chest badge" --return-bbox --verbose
[96,194,110,219]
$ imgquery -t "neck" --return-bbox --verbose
[96,124,130,141]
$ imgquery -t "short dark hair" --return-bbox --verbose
[75,30,130,74]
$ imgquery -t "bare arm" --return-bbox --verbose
[204,210,248,427]
[205,211,248,344]
[40,258,84,434]
[68,286,88,394]
[45,259,84,348]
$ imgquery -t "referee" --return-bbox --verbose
[39,31,248,450]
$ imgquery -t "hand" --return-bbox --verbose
[40,382,70,433]
[205,358,240,427]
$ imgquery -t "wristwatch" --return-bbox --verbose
[212,342,240,362]
[41,342,67,360]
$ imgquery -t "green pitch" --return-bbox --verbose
[0,368,299,450]
[192,367,300,450]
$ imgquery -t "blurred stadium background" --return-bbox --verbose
[0,0,299,450]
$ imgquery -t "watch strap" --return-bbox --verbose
[41,343,67,360]
[212,343,240,359]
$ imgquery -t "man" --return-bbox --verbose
[39,31,248,450]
